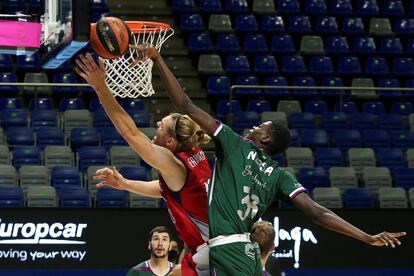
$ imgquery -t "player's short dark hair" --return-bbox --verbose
[250,220,275,258]
[267,122,291,155]
[149,226,172,241]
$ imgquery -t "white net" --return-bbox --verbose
[102,22,174,98]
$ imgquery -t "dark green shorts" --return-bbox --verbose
[210,242,262,276]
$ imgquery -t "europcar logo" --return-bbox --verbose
[0,219,87,245]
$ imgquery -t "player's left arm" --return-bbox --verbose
[292,193,407,247]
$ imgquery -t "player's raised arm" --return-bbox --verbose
[130,44,217,135]
[292,192,406,247]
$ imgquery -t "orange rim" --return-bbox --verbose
[126,21,171,34]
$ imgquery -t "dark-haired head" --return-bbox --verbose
[245,121,290,155]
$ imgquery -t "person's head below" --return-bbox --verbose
[148,226,172,259]
[153,113,211,152]
[250,220,276,260]
[168,239,180,263]
[245,121,291,155]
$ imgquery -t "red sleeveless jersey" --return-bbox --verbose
[159,147,210,252]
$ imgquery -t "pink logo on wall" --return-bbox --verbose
[0,20,42,48]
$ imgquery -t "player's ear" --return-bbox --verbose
[148,242,151,250]
[260,133,271,144]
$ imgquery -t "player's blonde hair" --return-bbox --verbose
[251,220,275,258]
[169,113,211,151]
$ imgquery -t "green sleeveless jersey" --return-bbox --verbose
[209,123,305,238]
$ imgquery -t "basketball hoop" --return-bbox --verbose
[102,21,174,98]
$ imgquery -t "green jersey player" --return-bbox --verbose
[129,44,406,276]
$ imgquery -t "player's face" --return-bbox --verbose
[153,115,176,148]
[245,121,273,142]
[149,232,171,259]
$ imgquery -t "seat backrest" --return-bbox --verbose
[329,167,358,191]
[109,146,140,167]
[44,145,74,169]
[27,185,57,207]
[208,14,233,32]
[363,167,392,191]
[300,35,325,54]
[369,18,393,35]
[0,164,17,186]
[198,54,224,74]
[351,78,376,98]
[63,110,92,136]
[19,165,49,189]
[378,187,408,208]
[277,100,302,116]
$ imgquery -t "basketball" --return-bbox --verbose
[90,17,132,59]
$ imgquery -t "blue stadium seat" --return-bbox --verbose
[0,109,29,129]
[53,73,79,97]
[246,100,271,113]
[315,16,338,33]
[58,186,90,208]
[232,111,260,134]
[334,130,362,152]
[120,99,145,112]
[326,36,349,53]
[390,131,414,150]
[96,187,128,208]
[93,110,114,129]
[254,55,278,74]
[216,100,242,121]
[51,166,82,189]
[29,97,54,110]
[71,128,100,151]
[322,112,349,134]
[350,113,377,130]
[36,127,65,149]
[393,168,414,190]
[383,0,405,16]
[243,34,268,53]
[292,77,318,97]
[207,76,231,97]
[282,55,306,74]
[263,76,289,97]
[353,37,376,54]
[188,33,214,52]
[409,0,414,16]
[59,97,86,112]
[200,0,222,12]
[378,113,403,131]
[16,52,41,71]
[289,15,312,33]
[362,130,391,149]
[180,14,205,32]
[127,110,152,127]
[13,146,42,168]
[406,39,414,55]
[376,148,405,169]
[0,97,23,110]
[0,186,24,207]
[120,166,150,181]
[226,55,251,74]
[300,129,329,149]
[305,0,327,14]
[344,188,375,208]
[225,0,249,13]
[0,73,19,96]
[298,167,329,191]
[6,127,34,146]
[392,57,414,76]
[320,77,345,98]
[271,153,286,167]
[289,129,300,146]
[91,0,108,12]
[262,16,285,33]
[271,34,296,54]
[394,18,414,35]
[337,56,361,75]
[89,98,104,112]
[215,34,241,53]
[357,0,379,15]
[330,0,353,14]
[172,0,197,12]
[31,109,58,130]
[77,146,108,172]
[309,56,334,74]
[234,15,259,32]
[380,37,403,55]
[100,127,128,149]
[362,101,386,115]
[391,102,414,115]
[277,0,301,13]
[334,101,358,114]
[342,17,365,34]
[406,79,414,98]
[315,148,345,170]
[365,57,389,75]
[235,76,261,97]
[289,112,316,129]
[305,100,329,114]
[377,79,402,99]
[0,55,14,71]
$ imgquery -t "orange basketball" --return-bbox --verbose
[90,17,132,59]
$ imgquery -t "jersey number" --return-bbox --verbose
[237,186,259,221]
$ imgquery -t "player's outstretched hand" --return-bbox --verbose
[369,231,406,248]
[75,52,106,90]
[93,167,127,190]
[129,43,159,67]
